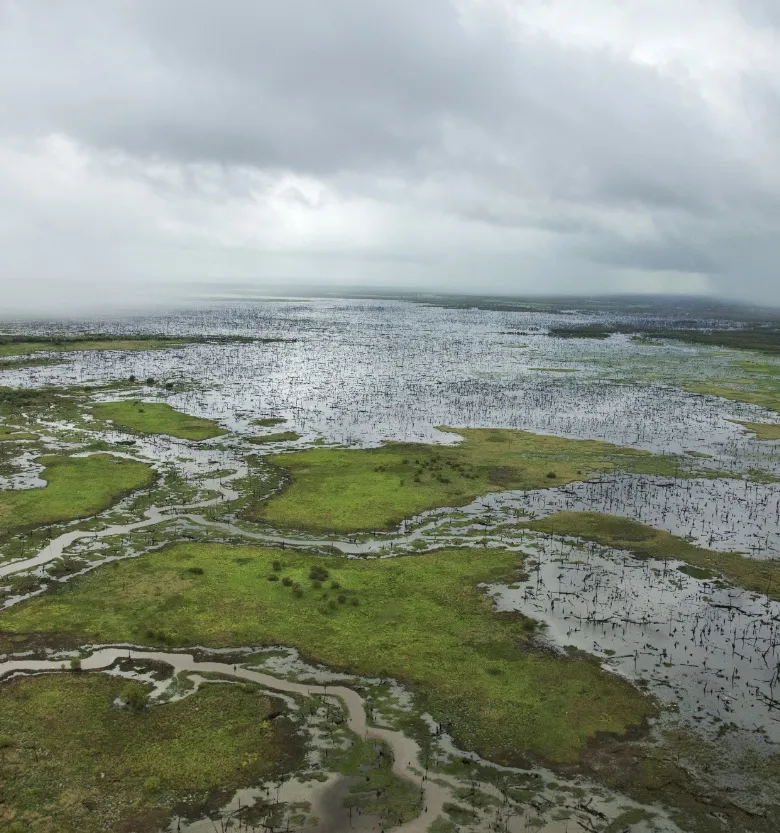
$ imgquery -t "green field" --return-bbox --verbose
[525,512,780,600]
[248,427,688,533]
[0,454,156,539]
[0,543,654,765]
[92,401,226,440]
[0,672,300,833]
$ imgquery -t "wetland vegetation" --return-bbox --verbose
[251,427,684,533]
[2,296,780,832]
[91,400,226,441]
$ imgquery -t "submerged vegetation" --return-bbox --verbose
[250,427,681,533]
[526,512,780,600]
[0,333,283,359]
[0,543,654,764]
[549,323,780,355]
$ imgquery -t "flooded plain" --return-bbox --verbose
[1,299,779,832]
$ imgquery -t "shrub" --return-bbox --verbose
[308,565,329,582]
[69,657,82,672]
[121,681,149,712]
[272,560,282,571]
[267,574,280,582]
[282,576,293,587]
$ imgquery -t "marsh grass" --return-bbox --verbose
[248,427,682,533]
[0,673,299,833]
[525,512,780,600]
[248,431,301,444]
[92,401,226,440]
[1,542,654,764]
[0,454,156,539]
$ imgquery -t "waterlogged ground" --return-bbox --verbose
[0,299,779,833]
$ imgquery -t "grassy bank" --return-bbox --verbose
[0,543,654,765]
[248,427,680,533]
[92,401,226,440]
[0,454,156,539]
[525,512,780,600]
[685,381,780,415]
[733,420,780,440]
[0,672,300,833]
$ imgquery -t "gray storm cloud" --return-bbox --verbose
[0,0,778,308]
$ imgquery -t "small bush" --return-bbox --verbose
[330,580,340,590]
[309,565,329,582]
[186,566,204,575]
[267,574,280,582]
[69,657,82,672]
[121,681,149,712]
[282,576,293,587]
[272,560,282,571]
[143,775,162,793]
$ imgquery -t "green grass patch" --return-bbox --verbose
[0,543,654,765]
[248,431,301,445]
[337,737,422,823]
[0,672,300,832]
[733,420,780,440]
[0,454,156,539]
[732,360,780,376]
[685,381,780,415]
[247,427,683,533]
[0,425,37,441]
[92,401,226,440]
[524,512,780,600]
[252,417,287,427]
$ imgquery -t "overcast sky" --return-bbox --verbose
[1,0,779,309]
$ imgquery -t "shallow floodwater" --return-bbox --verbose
[2,299,780,830]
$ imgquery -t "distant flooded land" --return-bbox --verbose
[2,294,780,833]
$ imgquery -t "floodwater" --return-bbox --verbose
[1,299,779,831]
